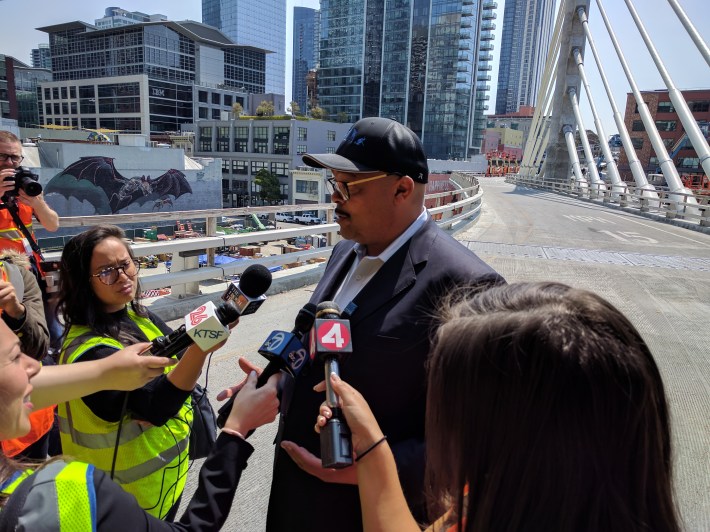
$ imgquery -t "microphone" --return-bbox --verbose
[216,302,317,429]
[222,264,272,315]
[145,301,240,358]
[313,301,353,468]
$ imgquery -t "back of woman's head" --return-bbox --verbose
[425,282,678,532]
[57,224,144,339]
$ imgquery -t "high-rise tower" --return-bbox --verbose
[203,0,286,95]
[495,0,555,115]
[292,7,319,115]
[317,0,496,159]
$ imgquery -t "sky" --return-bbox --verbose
[0,0,708,139]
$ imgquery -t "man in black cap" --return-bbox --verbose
[268,118,503,531]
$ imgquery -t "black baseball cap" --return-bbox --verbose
[302,117,429,183]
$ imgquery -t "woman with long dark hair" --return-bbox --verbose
[0,320,279,530]
[55,224,232,520]
[307,282,680,532]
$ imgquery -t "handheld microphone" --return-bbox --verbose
[216,302,317,429]
[313,301,353,468]
[222,264,272,315]
[145,301,240,358]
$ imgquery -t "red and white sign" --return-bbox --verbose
[189,305,209,326]
[315,319,353,353]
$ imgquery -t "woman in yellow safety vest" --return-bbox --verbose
[54,224,233,520]
[0,319,280,530]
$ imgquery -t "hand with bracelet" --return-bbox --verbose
[312,373,420,531]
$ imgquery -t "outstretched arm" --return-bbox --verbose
[30,343,176,409]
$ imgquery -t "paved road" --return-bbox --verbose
[175,177,710,530]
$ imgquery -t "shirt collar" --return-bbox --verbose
[353,207,428,262]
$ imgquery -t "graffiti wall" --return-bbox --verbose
[24,143,222,217]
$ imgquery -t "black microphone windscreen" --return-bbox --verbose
[239,264,273,298]
[316,300,341,318]
[294,302,317,333]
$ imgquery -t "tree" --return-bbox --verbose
[310,106,327,120]
[337,111,349,123]
[256,100,275,117]
[232,102,243,118]
[288,101,301,116]
[254,169,282,203]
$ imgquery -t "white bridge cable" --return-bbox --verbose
[563,124,587,189]
[666,0,710,68]
[575,6,649,194]
[623,0,710,178]
[594,0,694,203]
[567,87,606,190]
[521,4,565,176]
[571,47,625,192]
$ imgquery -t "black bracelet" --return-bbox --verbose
[355,435,387,462]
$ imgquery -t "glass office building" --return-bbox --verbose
[292,7,319,115]
[37,20,266,134]
[202,0,286,96]
[495,0,555,115]
[317,0,495,159]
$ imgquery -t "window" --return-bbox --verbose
[253,126,268,153]
[296,180,319,195]
[631,120,645,132]
[199,107,208,119]
[655,120,677,132]
[271,162,289,177]
[631,137,643,149]
[680,157,699,169]
[224,94,233,107]
[52,87,59,99]
[69,86,76,99]
[251,161,268,174]
[212,108,221,119]
[298,127,307,141]
[212,93,221,105]
[297,145,307,155]
[70,102,77,114]
[657,101,675,113]
[61,87,67,99]
[326,147,335,154]
[222,160,230,173]
[689,101,709,113]
[198,90,208,103]
[232,160,248,174]
[273,127,290,154]
[44,88,50,100]
[327,130,336,141]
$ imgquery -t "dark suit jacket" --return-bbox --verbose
[266,218,504,532]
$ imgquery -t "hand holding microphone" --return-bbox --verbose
[313,301,353,468]
[216,302,317,428]
[144,264,273,359]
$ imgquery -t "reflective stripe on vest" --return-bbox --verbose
[57,310,192,519]
[0,461,96,532]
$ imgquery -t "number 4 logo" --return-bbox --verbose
[316,319,352,352]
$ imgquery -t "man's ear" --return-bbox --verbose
[393,175,415,201]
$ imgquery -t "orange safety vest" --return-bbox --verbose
[0,202,44,272]
[1,406,56,457]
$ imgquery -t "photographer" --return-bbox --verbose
[0,131,59,255]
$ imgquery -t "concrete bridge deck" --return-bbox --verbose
[176,177,710,530]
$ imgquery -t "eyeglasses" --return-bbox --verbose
[326,173,399,201]
[90,259,140,285]
[0,154,24,165]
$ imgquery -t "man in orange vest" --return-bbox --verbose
[0,249,54,459]
[0,131,59,260]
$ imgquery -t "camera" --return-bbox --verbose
[2,166,42,202]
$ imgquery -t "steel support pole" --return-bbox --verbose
[624,0,710,180]
[666,0,710,68]
[572,47,625,194]
[567,87,606,192]
[563,124,587,189]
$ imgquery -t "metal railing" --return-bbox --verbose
[44,176,484,302]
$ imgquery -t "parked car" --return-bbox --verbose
[275,212,295,223]
[294,213,322,225]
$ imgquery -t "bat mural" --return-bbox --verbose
[45,156,193,214]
